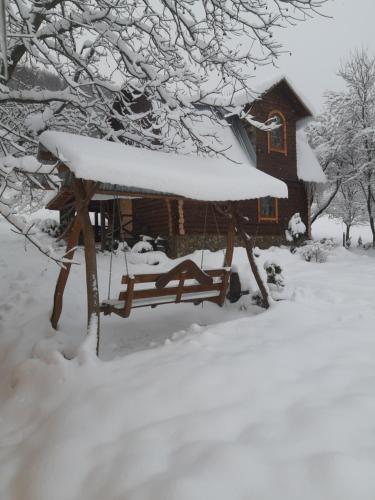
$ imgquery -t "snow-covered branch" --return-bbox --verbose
[2,0,327,155]
[0,154,72,267]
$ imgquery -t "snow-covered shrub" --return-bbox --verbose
[252,260,286,305]
[121,241,131,252]
[264,260,289,301]
[299,238,335,263]
[300,243,327,263]
[319,238,336,251]
[155,236,168,253]
[131,235,168,254]
[131,241,153,253]
[285,213,306,244]
[33,218,62,238]
[264,261,285,289]
[127,251,168,266]
[139,234,154,242]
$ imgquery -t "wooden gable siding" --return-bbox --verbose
[249,85,299,180]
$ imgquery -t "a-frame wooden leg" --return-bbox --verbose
[73,179,101,355]
[50,216,81,329]
[224,211,235,268]
[233,207,271,309]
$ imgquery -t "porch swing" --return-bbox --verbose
[41,130,286,353]
[100,199,232,318]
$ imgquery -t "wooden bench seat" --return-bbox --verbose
[100,260,231,318]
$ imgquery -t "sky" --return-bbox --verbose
[263,0,375,113]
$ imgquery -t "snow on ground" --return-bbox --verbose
[1,216,375,500]
[313,214,373,245]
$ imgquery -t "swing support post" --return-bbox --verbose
[224,204,235,268]
[73,178,101,355]
[232,203,271,309]
[213,201,269,307]
[50,215,81,329]
[50,177,100,355]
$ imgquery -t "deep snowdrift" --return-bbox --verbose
[1,219,375,500]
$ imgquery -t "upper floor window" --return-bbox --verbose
[268,111,287,155]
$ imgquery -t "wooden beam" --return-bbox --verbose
[306,185,312,240]
[73,179,100,355]
[224,208,235,268]
[50,216,81,329]
[100,201,106,252]
[233,206,271,309]
[213,202,235,268]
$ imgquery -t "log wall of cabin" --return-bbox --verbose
[132,198,173,238]
[181,180,308,238]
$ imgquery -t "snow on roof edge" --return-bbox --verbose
[39,131,288,202]
[202,74,315,119]
[296,130,326,183]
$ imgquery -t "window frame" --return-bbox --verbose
[267,110,287,155]
[258,197,279,223]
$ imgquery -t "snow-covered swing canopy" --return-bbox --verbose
[40,131,287,201]
[38,131,287,349]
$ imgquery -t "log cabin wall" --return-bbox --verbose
[132,198,173,238]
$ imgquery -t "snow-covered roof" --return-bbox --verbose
[202,74,315,117]
[182,111,255,166]
[296,131,326,183]
[39,131,287,202]
[199,111,324,184]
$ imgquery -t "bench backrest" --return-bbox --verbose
[119,268,230,305]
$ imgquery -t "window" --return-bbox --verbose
[258,197,278,222]
[268,111,287,154]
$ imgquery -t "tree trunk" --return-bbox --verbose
[311,180,341,224]
[365,185,375,247]
[73,179,100,355]
[345,223,351,244]
[370,215,375,247]
[50,216,81,329]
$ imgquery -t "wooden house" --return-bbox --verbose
[45,76,325,256]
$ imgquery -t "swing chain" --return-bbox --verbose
[200,203,209,269]
[107,196,116,300]
[115,194,130,275]
[211,204,226,258]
